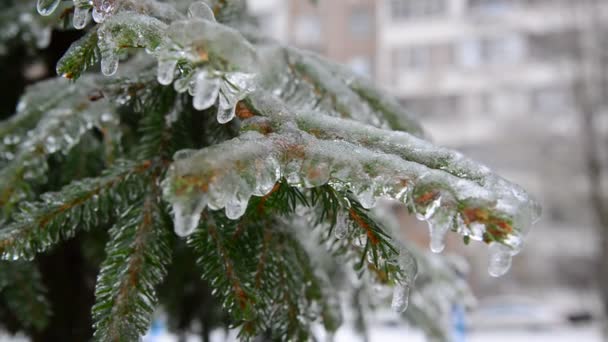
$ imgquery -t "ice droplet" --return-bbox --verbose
[157,58,178,86]
[193,71,221,110]
[73,6,91,29]
[334,211,348,239]
[225,195,249,220]
[37,0,61,16]
[488,243,513,277]
[92,0,115,23]
[391,284,410,313]
[172,198,207,237]
[427,209,452,253]
[188,2,216,21]
[100,52,119,76]
[217,105,236,124]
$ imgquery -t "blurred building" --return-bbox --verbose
[249,0,603,307]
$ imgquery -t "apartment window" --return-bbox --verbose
[531,87,571,113]
[392,44,453,71]
[404,95,461,116]
[458,35,525,66]
[458,40,482,67]
[469,0,512,15]
[482,35,526,64]
[389,0,445,20]
[294,14,321,46]
[349,6,372,38]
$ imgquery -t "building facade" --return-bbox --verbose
[250,0,604,301]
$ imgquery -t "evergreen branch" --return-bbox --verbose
[57,28,100,80]
[165,121,537,249]
[92,186,173,342]
[297,50,425,135]
[0,76,119,217]
[0,160,151,260]
[0,261,50,331]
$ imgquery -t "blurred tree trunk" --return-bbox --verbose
[572,0,608,336]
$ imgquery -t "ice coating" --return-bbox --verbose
[96,12,168,76]
[153,16,258,120]
[163,93,540,272]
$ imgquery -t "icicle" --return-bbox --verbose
[92,0,115,23]
[73,6,91,30]
[100,52,119,76]
[225,187,251,220]
[37,0,61,16]
[217,105,236,124]
[426,208,453,253]
[188,2,216,21]
[334,211,348,239]
[157,58,178,86]
[488,243,513,277]
[391,283,410,313]
[193,71,220,110]
[172,198,207,237]
[97,27,119,76]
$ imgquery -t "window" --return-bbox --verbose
[349,6,373,38]
[481,35,526,64]
[469,0,512,15]
[389,0,445,20]
[392,43,453,71]
[531,87,571,113]
[458,40,482,67]
[458,35,526,66]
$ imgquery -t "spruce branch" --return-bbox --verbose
[0,160,151,260]
[0,261,50,331]
[92,185,173,341]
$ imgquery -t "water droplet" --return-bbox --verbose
[172,198,207,237]
[157,58,177,85]
[188,2,216,21]
[37,0,61,16]
[488,243,513,277]
[391,284,410,313]
[73,6,90,29]
[193,71,220,110]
